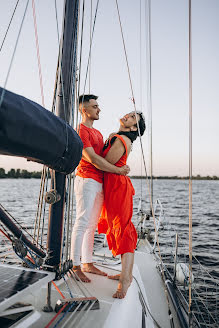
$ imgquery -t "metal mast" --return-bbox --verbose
[47,0,79,267]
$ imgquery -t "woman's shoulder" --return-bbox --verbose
[116,134,131,145]
[113,134,131,153]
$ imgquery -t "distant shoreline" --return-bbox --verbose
[0,168,218,180]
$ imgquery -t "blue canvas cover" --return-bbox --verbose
[0,87,83,174]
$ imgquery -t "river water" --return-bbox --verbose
[0,178,218,324]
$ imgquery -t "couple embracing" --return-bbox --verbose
[71,94,145,299]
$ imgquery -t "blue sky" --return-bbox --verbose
[0,0,218,176]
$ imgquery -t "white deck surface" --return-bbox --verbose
[0,240,181,327]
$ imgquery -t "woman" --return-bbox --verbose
[98,111,146,299]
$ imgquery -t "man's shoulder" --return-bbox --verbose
[91,127,103,138]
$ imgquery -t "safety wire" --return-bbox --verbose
[66,0,80,263]
[31,0,51,248]
[145,0,153,209]
[139,0,143,209]
[115,0,174,325]
[89,0,93,93]
[53,0,73,266]
[188,0,193,324]
[0,0,30,108]
[76,0,100,143]
[54,0,74,153]
[67,1,85,259]
[75,0,85,129]
[33,166,47,245]
[81,0,100,97]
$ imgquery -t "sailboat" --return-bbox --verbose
[0,1,218,327]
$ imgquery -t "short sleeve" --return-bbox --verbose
[79,127,92,149]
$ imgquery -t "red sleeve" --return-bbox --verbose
[79,127,92,149]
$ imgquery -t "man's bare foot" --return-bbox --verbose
[108,274,120,280]
[72,266,91,283]
[82,263,107,276]
[113,278,132,299]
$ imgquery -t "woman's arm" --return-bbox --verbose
[105,136,131,164]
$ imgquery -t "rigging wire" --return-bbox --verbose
[75,0,85,129]
[32,0,45,107]
[89,0,93,93]
[53,0,80,265]
[76,0,100,140]
[32,0,50,249]
[188,0,193,323]
[0,0,20,53]
[0,0,30,109]
[145,0,153,210]
[115,0,174,320]
[82,0,100,96]
[139,0,143,208]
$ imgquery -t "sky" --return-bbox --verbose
[0,0,219,176]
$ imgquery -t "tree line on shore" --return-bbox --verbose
[0,168,218,180]
[0,168,41,179]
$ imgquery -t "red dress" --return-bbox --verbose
[98,134,137,256]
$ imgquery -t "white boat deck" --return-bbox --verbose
[0,240,181,327]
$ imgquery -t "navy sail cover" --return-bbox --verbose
[0,87,83,174]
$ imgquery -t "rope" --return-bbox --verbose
[75,0,85,128]
[115,0,174,323]
[95,262,163,328]
[0,0,30,109]
[52,281,66,299]
[0,223,39,266]
[65,176,71,260]
[89,0,93,93]
[55,301,83,328]
[44,303,68,328]
[76,0,100,147]
[68,270,92,297]
[145,0,153,208]
[0,0,20,53]
[139,0,143,206]
[82,0,100,96]
[54,0,73,152]
[36,168,47,245]
[40,169,49,246]
[32,0,45,107]
[60,176,70,265]
[188,0,193,323]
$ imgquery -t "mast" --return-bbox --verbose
[47,0,80,267]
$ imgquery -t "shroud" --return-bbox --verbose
[0,87,83,174]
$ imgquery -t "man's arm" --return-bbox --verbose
[82,147,129,175]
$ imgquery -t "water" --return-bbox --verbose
[0,178,219,324]
[132,178,219,326]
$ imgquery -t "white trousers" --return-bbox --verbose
[71,176,104,266]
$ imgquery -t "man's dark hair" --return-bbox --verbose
[79,94,98,105]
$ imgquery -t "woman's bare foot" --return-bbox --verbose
[113,278,131,299]
[82,263,107,276]
[72,266,91,283]
[109,274,133,285]
[108,274,120,280]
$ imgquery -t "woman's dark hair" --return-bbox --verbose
[136,112,146,136]
[118,112,146,142]
[103,112,146,150]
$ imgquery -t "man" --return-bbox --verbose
[71,94,130,282]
